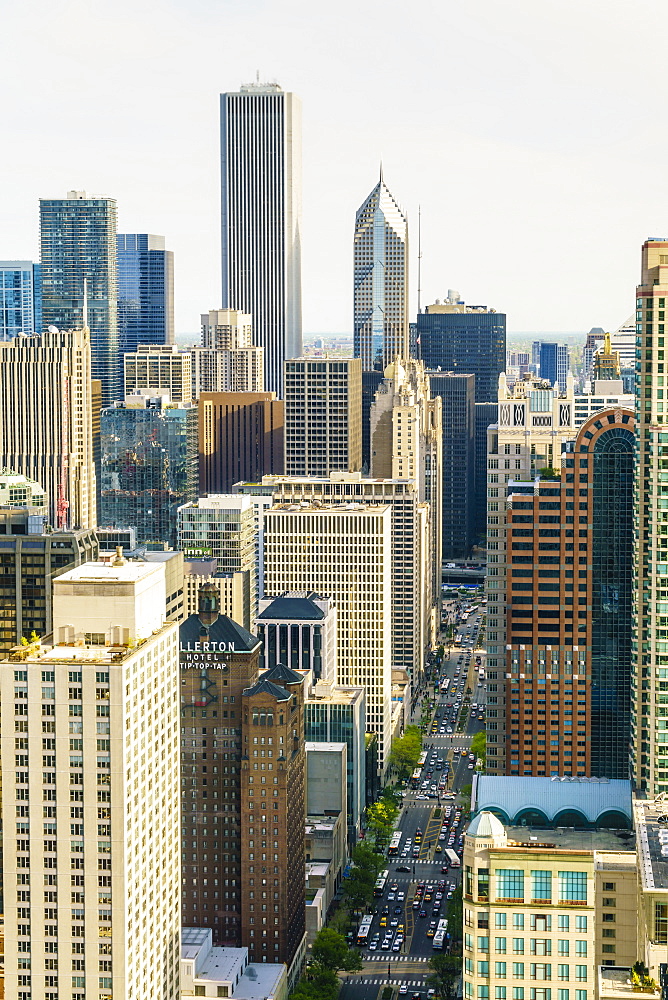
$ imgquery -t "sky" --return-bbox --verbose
[1,0,666,336]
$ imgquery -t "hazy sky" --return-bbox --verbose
[1,0,665,335]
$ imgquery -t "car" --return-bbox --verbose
[380,916,387,926]
[469,753,475,760]
[435,844,443,852]
[412,993,423,1000]
[399,985,408,995]
[388,892,396,900]
[447,889,454,899]
[369,940,378,950]
[394,904,403,914]
[396,864,411,872]
[390,882,399,891]
[397,891,405,900]
[390,917,399,928]
[441,864,449,873]
[468,762,474,769]
[381,938,391,949]
[417,794,429,800]
[382,905,389,915]
[419,908,427,917]
[412,898,421,909]
[393,939,402,951]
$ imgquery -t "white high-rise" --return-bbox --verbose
[354,170,409,370]
[220,82,302,397]
[192,308,264,395]
[0,558,181,1000]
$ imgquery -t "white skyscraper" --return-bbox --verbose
[1,558,181,1000]
[220,82,302,397]
[354,170,409,370]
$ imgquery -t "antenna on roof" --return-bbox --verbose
[82,277,88,329]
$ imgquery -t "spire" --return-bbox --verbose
[379,159,384,184]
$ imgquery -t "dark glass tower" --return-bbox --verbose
[117,234,174,352]
[417,301,506,403]
[40,191,119,405]
[590,422,634,779]
[428,372,475,559]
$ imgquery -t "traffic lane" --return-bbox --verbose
[340,977,384,1000]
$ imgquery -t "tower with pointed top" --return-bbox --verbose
[354,171,409,370]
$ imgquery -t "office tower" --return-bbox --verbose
[100,392,198,548]
[428,372,475,559]
[230,482,274,599]
[220,83,302,396]
[180,592,307,977]
[284,357,362,476]
[539,341,570,391]
[354,170,408,370]
[264,500,393,771]
[574,382,634,428]
[0,326,97,529]
[593,329,621,380]
[369,357,442,602]
[240,662,307,971]
[178,495,257,627]
[117,233,174,351]
[124,344,192,403]
[361,369,384,470]
[198,392,284,494]
[40,190,120,405]
[475,401,498,540]
[485,373,576,771]
[463,808,637,1000]
[0,472,98,652]
[261,472,434,703]
[582,326,605,382]
[634,238,668,794]
[304,679,366,843]
[417,294,506,403]
[0,260,42,339]
[192,309,264,396]
[493,407,634,778]
[506,350,530,376]
[256,592,337,679]
[1,558,181,1000]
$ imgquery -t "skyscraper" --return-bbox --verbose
[40,190,120,405]
[1,559,181,1000]
[488,406,634,778]
[124,343,192,403]
[0,327,97,529]
[192,309,264,395]
[284,357,362,476]
[428,372,476,559]
[220,82,302,396]
[198,391,284,494]
[539,341,570,391]
[417,293,506,403]
[635,238,668,794]
[354,171,409,370]
[116,233,174,351]
[100,392,198,548]
[0,261,42,339]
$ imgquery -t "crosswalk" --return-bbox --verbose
[365,954,430,962]
[349,978,427,985]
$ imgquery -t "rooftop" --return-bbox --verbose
[180,612,260,652]
[55,560,161,585]
[7,619,175,665]
[257,593,327,621]
[599,967,659,1000]
[503,825,635,854]
[305,741,346,754]
[473,774,633,829]
[270,501,390,513]
[635,799,668,891]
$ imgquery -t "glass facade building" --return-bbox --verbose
[590,423,634,779]
[0,261,41,339]
[40,191,120,406]
[428,372,476,559]
[417,304,506,403]
[539,341,570,392]
[100,396,197,548]
[117,234,174,352]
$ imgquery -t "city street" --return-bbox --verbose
[342,602,485,1000]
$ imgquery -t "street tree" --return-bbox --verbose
[427,954,461,1000]
[470,731,486,764]
[388,724,423,780]
[366,798,398,848]
[311,928,363,973]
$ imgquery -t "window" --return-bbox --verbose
[496,990,507,1000]
[558,941,569,956]
[479,962,490,976]
[558,872,587,903]
[514,914,525,929]
[497,870,524,901]
[513,991,525,1000]
[513,964,525,979]
[575,967,587,982]
[557,916,569,931]
[496,964,507,978]
[558,966,569,981]
[575,942,586,957]
[496,938,507,954]
[575,916,587,932]
[513,940,525,955]
[532,871,552,901]
[496,914,508,929]
[655,903,668,944]
[479,988,490,999]
[479,937,490,952]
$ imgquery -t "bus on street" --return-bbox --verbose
[357,915,373,945]
[444,849,460,868]
[388,832,402,857]
[433,918,448,949]
[374,869,389,896]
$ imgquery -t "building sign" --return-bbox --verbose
[180,640,235,669]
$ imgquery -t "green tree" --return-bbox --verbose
[366,798,398,848]
[290,964,339,1000]
[351,841,386,876]
[427,954,461,1000]
[470,731,486,765]
[341,842,385,912]
[388,724,423,780]
[447,884,463,947]
[311,928,363,972]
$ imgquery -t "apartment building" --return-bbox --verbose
[0,558,181,1000]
